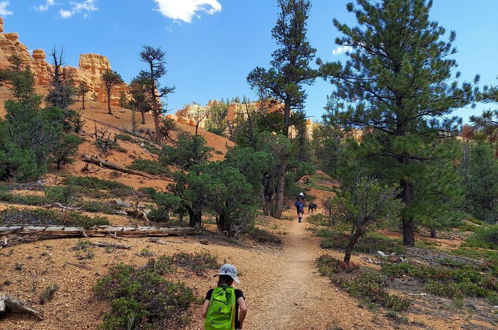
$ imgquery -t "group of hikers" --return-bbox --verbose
[294,192,317,223]
[202,193,319,329]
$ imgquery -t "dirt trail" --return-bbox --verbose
[246,213,382,330]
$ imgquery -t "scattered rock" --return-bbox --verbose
[377,250,388,258]
[200,239,210,245]
[115,199,131,208]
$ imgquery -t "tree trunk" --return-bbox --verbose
[81,154,155,179]
[260,189,270,216]
[283,102,290,137]
[402,217,415,246]
[107,88,112,115]
[141,109,146,124]
[188,208,202,229]
[82,95,85,110]
[271,162,287,219]
[430,229,437,239]
[344,232,362,263]
[216,213,231,235]
[400,164,415,246]
[153,111,161,145]
[0,225,195,238]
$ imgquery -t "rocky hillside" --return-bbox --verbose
[0,17,127,108]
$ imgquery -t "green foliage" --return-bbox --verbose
[460,142,498,224]
[465,225,498,249]
[136,187,157,199]
[160,132,212,170]
[126,159,171,176]
[205,102,229,136]
[243,226,282,245]
[94,261,195,329]
[147,208,170,222]
[247,0,317,136]
[129,75,152,124]
[224,146,273,196]
[75,201,121,215]
[321,0,475,246]
[381,261,498,303]
[51,134,83,170]
[316,255,410,312]
[39,284,59,305]
[0,191,48,206]
[63,176,131,191]
[73,239,95,260]
[0,208,109,228]
[315,255,359,277]
[207,162,258,234]
[138,46,175,144]
[45,49,75,109]
[44,185,76,205]
[102,70,124,114]
[151,193,183,222]
[172,252,220,275]
[63,109,84,134]
[115,134,137,143]
[4,67,39,104]
[0,101,65,181]
[76,82,90,110]
[329,175,402,262]
[319,231,405,255]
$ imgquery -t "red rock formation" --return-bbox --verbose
[0,18,128,106]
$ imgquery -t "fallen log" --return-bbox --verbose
[0,225,196,239]
[81,154,154,179]
[0,293,43,320]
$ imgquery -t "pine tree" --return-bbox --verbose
[461,142,498,224]
[46,48,75,109]
[247,0,317,218]
[470,80,498,141]
[129,75,151,124]
[139,46,175,144]
[102,70,124,115]
[321,0,475,245]
[76,82,90,110]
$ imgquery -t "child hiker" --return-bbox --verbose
[202,264,247,330]
[294,197,305,223]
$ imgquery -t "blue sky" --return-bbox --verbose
[2,0,497,123]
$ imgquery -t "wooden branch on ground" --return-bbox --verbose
[81,154,154,179]
[0,293,43,320]
[43,203,81,212]
[147,237,167,245]
[90,241,131,249]
[0,225,196,239]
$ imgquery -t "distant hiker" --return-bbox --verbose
[294,198,305,223]
[308,203,317,214]
[202,264,247,330]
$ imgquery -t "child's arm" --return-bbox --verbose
[237,297,248,329]
[200,299,210,318]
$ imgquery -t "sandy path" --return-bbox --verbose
[246,214,383,330]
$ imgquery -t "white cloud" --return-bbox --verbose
[154,0,222,23]
[332,45,353,55]
[0,1,13,16]
[59,9,72,18]
[35,0,55,12]
[59,0,97,19]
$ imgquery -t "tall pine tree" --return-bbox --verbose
[321,0,475,245]
[247,0,317,218]
[139,46,175,144]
